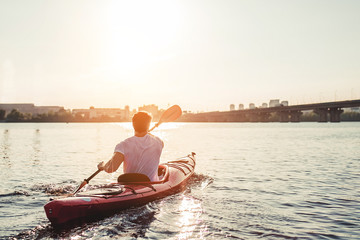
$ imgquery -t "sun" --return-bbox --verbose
[101,0,183,80]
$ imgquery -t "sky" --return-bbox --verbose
[0,0,360,112]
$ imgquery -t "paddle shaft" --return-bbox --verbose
[148,123,160,132]
[85,169,102,183]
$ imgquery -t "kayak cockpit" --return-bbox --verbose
[117,164,169,185]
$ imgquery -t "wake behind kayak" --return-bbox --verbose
[44,153,196,225]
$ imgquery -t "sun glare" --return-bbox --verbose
[103,0,183,81]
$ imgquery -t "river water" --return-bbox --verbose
[0,122,359,239]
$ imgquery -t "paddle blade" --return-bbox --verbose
[148,105,182,132]
[159,105,182,123]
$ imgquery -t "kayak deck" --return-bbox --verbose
[44,153,196,225]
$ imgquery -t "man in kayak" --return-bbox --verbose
[97,111,164,182]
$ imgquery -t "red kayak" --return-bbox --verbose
[44,153,196,225]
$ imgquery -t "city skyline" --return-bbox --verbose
[2,97,360,115]
[1,1,360,112]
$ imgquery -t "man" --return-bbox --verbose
[97,111,164,182]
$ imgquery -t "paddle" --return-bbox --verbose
[149,105,182,132]
[70,105,182,196]
[71,169,101,196]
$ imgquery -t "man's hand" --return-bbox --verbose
[97,161,105,171]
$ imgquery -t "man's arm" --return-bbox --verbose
[97,152,124,173]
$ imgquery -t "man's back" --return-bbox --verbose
[114,134,163,181]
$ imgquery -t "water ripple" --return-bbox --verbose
[2,123,360,239]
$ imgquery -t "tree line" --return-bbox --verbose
[0,109,127,122]
[1,108,360,122]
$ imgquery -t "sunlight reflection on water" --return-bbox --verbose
[176,195,204,240]
[112,122,185,131]
[155,122,185,130]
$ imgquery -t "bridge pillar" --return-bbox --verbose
[259,112,271,122]
[289,111,302,122]
[329,108,343,122]
[314,108,328,122]
[279,111,290,122]
[237,113,248,122]
[247,113,259,122]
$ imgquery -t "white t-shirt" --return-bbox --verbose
[114,134,164,181]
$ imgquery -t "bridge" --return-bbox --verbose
[180,99,360,123]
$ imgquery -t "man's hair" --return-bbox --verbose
[132,111,152,132]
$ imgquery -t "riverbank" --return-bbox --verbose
[2,111,360,123]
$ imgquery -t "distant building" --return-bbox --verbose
[239,104,244,110]
[281,101,289,106]
[230,104,235,111]
[125,105,130,114]
[72,107,130,121]
[260,103,268,108]
[138,104,159,119]
[269,99,280,108]
[0,103,64,116]
[249,103,256,109]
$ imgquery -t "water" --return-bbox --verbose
[1,122,359,239]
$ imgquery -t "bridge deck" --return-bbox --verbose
[181,99,360,122]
